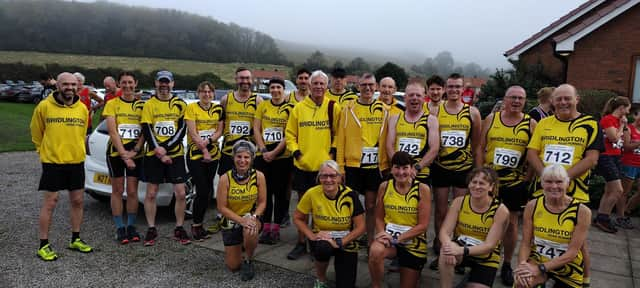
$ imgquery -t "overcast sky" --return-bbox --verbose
[88,0,587,69]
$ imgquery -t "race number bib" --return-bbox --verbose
[118,124,141,140]
[441,130,466,148]
[398,138,421,156]
[262,127,283,142]
[543,144,574,165]
[456,235,483,246]
[328,230,349,239]
[493,148,521,168]
[198,129,215,141]
[386,223,413,244]
[361,147,379,165]
[230,120,250,136]
[534,237,568,260]
[154,121,176,137]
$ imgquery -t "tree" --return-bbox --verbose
[434,51,454,76]
[375,62,408,90]
[332,60,344,69]
[346,57,370,75]
[411,57,437,76]
[303,50,328,71]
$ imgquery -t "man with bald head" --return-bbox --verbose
[480,85,536,285]
[526,83,602,286]
[103,76,122,102]
[378,77,403,116]
[31,72,93,261]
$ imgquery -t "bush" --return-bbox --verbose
[577,89,618,120]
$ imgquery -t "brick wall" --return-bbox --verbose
[518,3,640,97]
[567,4,640,96]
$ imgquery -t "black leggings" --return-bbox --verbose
[255,157,292,224]
[310,240,359,288]
[187,159,219,225]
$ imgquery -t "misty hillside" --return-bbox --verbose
[0,0,288,65]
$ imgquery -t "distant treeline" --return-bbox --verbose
[0,0,289,65]
[0,63,231,89]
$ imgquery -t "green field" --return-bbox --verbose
[0,102,36,152]
[0,50,290,84]
[0,102,104,152]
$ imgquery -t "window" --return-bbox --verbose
[633,56,640,103]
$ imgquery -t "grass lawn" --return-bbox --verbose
[0,102,36,152]
[0,102,102,153]
[0,50,290,84]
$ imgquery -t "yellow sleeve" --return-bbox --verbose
[378,109,390,171]
[527,120,543,151]
[336,105,347,172]
[285,106,300,153]
[102,100,115,117]
[331,103,342,149]
[184,103,197,121]
[29,102,45,153]
[140,100,153,124]
[296,188,313,214]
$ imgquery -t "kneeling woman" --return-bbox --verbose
[368,151,431,288]
[294,160,365,288]
[514,164,591,288]
[216,140,267,281]
[438,167,510,288]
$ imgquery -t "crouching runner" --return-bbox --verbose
[368,151,431,288]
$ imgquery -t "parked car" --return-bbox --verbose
[84,97,221,217]
[0,82,42,102]
[14,84,44,103]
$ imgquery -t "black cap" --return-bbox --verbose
[268,77,285,88]
[331,67,347,78]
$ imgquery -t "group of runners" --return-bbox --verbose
[31,65,636,288]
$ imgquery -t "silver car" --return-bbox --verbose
[84,97,221,217]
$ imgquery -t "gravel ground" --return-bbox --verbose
[0,151,314,288]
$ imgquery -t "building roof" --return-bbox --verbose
[251,69,286,79]
[504,0,605,59]
[554,0,637,52]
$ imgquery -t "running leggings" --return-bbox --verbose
[311,240,359,288]
[255,157,292,224]
[187,159,219,225]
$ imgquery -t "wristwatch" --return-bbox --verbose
[538,263,547,275]
[414,163,422,171]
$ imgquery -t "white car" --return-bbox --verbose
[84,97,221,217]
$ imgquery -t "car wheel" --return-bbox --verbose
[86,189,110,203]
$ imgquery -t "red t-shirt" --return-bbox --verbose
[78,87,92,128]
[461,88,474,105]
[105,89,122,102]
[622,124,640,166]
[600,114,622,156]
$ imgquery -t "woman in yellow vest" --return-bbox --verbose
[185,81,224,240]
[514,164,591,288]
[216,140,266,281]
[368,151,431,288]
[438,167,509,288]
[254,78,295,244]
[294,160,365,288]
[103,71,145,244]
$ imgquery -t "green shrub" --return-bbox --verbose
[578,89,619,119]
